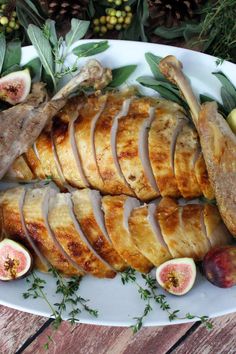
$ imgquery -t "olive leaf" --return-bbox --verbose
[24,57,42,82]
[109,65,137,88]
[27,24,56,90]
[65,19,90,48]
[145,53,164,80]
[16,0,45,29]
[0,33,6,74]
[154,25,186,39]
[73,41,109,58]
[2,40,21,73]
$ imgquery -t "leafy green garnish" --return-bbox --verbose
[65,19,90,48]
[109,65,137,88]
[73,41,109,58]
[121,268,213,333]
[2,40,21,73]
[0,34,6,74]
[24,57,42,83]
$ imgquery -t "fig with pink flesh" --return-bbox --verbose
[0,239,32,281]
[203,246,236,288]
[156,258,196,295]
[0,69,31,105]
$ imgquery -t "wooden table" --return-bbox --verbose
[1,306,236,354]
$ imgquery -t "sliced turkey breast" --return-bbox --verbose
[174,124,202,198]
[128,202,171,266]
[1,187,48,272]
[194,152,215,200]
[95,94,134,195]
[23,187,80,276]
[204,204,232,247]
[74,95,107,190]
[24,146,46,180]
[72,189,126,271]
[149,100,186,197]
[4,156,34,181]
[156,197,195,258]
[48,193,116,278]
[52,98,88,188]
[117,98,159,201]
[102,195,153,273]
[35,130,65,189]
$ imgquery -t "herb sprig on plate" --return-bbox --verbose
[121,268,213,333]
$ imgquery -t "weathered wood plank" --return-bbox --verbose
[171,314,236,354]
[22,322,193,354]
[0,306,47,354]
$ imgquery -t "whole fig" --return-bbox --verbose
[203,246,236,288]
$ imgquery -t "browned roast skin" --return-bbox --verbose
[102,195,153,273]
[24,147,46,180]
[129,205,172,266]
[48,193,116,278]
[194,152,215,200]
[72,189,126,271]
[1,188,48,272]
[74,95,106,190]
[4,156,35,181]
[95,94,134,195]
[149,101,186,197]
[198,103,236,237]
[174,123,202,198]
[117,98,159,201]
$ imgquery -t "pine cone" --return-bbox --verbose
[40,0,89,21]
[148,0,205,28]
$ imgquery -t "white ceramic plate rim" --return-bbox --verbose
[0,40,235,327]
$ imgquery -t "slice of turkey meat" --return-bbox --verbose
[24,146,46,180]
[194,152,215,200]
[3,156,34,182]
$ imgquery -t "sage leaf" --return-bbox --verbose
[213,71,236,102]
[221,87,236,114]
[154,25,185,39]
[145,53,164,80]
[0,33,6,74]
[27,24,56,90]
[65,19,90,48]
[1,64,21,77]
[109,65,137,88]
[2,40,21,72]
[73,41,109,58]
[24,57,42,82]
[44,19,57,47]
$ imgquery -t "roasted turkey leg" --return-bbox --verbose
[0,60,111,180]
[159,55,236,237]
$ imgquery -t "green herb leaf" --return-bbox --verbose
[24,57,42,82]
[221,87,236,113]
[145,53,164,80]
[27,24,56,90]
[154,25,186,39]
[73,41,109,58]
[1,64,21,77]
[44,19,58,47]
[65,19,90,48]
[213,72,236,102]
[2,40,21,72]
[0,33,6,74]
[109,65,137,88]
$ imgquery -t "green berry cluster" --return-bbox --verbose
[93,2,133,36]
[0,4,20,34]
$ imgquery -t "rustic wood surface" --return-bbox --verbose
[0,305,235,354]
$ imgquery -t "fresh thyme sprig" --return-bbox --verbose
[120,268,213,333]
[23,267,98,349]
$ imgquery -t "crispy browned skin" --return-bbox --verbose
[36,130,65,188]
[24,147,46,179]
[4,156,34,181]
[117,98,158,201]
[204,204,232,247]
[194,152,215,200]
[48,193,116,278]
[181,204,211,260]
[72,189,125,271]
[102,195,153,273]
[74,95,106,190]
[129,205,171,266]
[1,187,48,272]
[24,188,80,276]
[198,102,236,237]
[53,98,88,188]
[95,94,134,195]
[149,101,185,197]
[174,124,202,198]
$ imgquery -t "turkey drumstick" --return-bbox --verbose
[159,55,236,237]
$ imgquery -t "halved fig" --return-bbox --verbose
[0,239,32,281]
[156,258,196,295]
[0,69,31,105]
